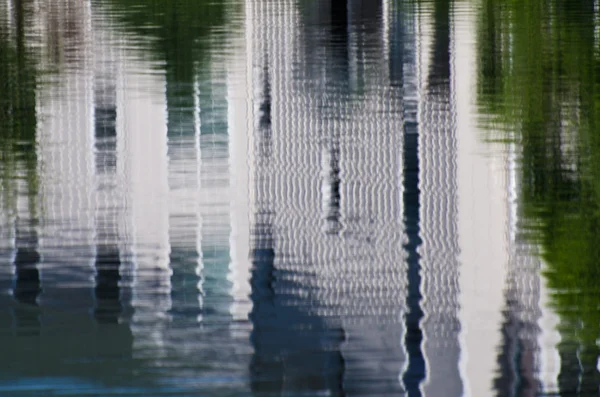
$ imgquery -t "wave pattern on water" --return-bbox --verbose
[0,0,598,395]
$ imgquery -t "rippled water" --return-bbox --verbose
[0,0,599,395]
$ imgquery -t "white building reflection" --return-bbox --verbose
[0,0,569,395]
[246,0,564,395]
[453,4,561,397]
[246,0,406,394]
[0,0,250,390]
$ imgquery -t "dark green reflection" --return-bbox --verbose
[477,0,600,393]
[101,0,226,80]
[0,1,38,211]
[101,0,229,141]
[0,1,42,321]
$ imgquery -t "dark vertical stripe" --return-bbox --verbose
[397,1,425,392]
[493,298,525,397]
[330,0,349,83]
[249,215,282,393]
[94,68,117,174]
[93,73,120,323]
[249,214,346,395]
[258,62,272,159]
[12,219,42,335]
[389,2,405,85]
[94,106,117,173]
[428,0,451,87]
[13,220,41,306]
[402,123,425,396]
[325,139,342,235]
[94,243,122,323]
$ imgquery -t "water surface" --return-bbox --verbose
[0,0,598,395]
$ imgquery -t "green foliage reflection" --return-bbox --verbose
[0,2,38,217]
[477,0,600,390]
[101,0,227,82]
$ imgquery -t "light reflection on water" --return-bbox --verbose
[0,0,597,395]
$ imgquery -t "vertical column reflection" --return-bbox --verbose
[166,68,203,323]
[7,0,42,335]
[418,0,462,395]
[400,4,425,395]
[248,0,407,394]
[247,0,346,394]
[12,211,42,334]
[13,219,41,307]
[197,60,232,321]
[93,44,122,323]
[124,55,171,361]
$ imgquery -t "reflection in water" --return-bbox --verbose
[93,243,122,323]
[322,0,346,236]
[418,0,462,394]
[13,220,41,307]
[13,217,42,334]
[248,0,406,395]
[475,0,600,394]
[0,0,600,395]
[93,37,122,324]
[249,214,346,394]
[397,0,425,393]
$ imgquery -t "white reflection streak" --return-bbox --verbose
[536,229,562,392]
[455,3,507,397]
[227,22,252,322]
[123,48,171,358]
[35,0,96,306]
[193,69,204,321]
[529,134,561,394]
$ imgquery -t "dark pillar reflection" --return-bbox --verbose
[94,243,122,323]
[249,215,346,395]
[13,219,41,307]
[428,0,451,86]
[13,218,42,334]
[93,82,121,324]
[10,0,42,334]
[258,62,272,158]
[557,338,600,396]
[94,105,117,173]
[401,106,425,396]
[330,0,349,83]
[324,138,342,235]
[396,1,425,394]
[389,1,404,85]
[322,0,348,235]
[558,343,582,395]
[418,0,462,394]
[493,297,539,397]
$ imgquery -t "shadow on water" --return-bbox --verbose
[248,5,348,391]
[249,214,346,395]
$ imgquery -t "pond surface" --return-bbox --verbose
[0,0,599,396]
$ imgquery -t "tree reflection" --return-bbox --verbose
[476,0,600,393]
[103,0,226,81]
[0,1,42,327]
[0,0,38,213]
